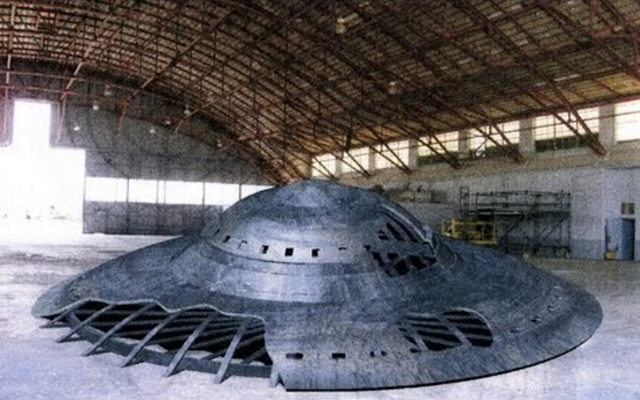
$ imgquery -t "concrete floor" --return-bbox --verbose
[0,233,638,400]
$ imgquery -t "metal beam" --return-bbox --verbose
[82,303,154,356]
[120,310,184,367]
[61,0,136,94]
[212,319,250,384]
[163,313,215,377]
[457,1,606,155]
[542,1,640,84]
[116,1,186,72]
[366,1,524,163]
[123,8,234,103]
[56,304,116,343]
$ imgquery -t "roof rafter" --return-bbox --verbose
[457,1,606,155]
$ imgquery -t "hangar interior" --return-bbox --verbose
[0,1,638,399]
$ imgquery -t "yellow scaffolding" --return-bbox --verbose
[441,219,497,245]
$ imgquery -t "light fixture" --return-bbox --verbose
[73,123,80,132]
[149,126,156,134]
[335,12,360,35]
[387,80,401,95]
[103,85,113,97]
[163,118,172,126]
[92,100,99,111]
[335,17,347,35]
[183,106,191,116]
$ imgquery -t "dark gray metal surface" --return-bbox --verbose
[33,180,602,390]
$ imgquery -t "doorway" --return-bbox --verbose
[605,218,636,260]
[619,219,635,260]
[0,100,85,237]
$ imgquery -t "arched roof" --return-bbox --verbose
[1,0,640,183]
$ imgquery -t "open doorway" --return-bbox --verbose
[605,218,636,260]
[619,219,636,260]
[0,100,85,238]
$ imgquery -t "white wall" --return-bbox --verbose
[391,166,639,260]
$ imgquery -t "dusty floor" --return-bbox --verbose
[0,233,638,400]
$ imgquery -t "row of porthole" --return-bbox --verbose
[218,233,349,258]
[285,350,388,360]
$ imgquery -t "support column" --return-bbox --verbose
[368,145,377,171]
[599,104,616,149]
[363,147,373,172]
[458,129,471,158]
[334,152,342,176]
[519,118,535,155]
[0,89,11,145]
[407,138,419,170]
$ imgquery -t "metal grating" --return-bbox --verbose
[367,248,437,277]
[42,301,272,383]
[398,309,493,352]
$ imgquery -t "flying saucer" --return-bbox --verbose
[33,180,602,390]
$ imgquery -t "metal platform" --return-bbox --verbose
[456,187,571,257]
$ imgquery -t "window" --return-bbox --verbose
[164,181,203,205]
[494,121,520,145]
[85,177,128,202]
[534,107,599,141]
[375,140,409,170]
[621,202,635,216]
[128,179,157,203]
[311,153,337,177]
[469,128,488,154]
[470,121,520,153]
[615,100,640,142]
[205,183,240,205]
[84,178,254,206]
[419,131,459,157]
[342,147,370,174]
